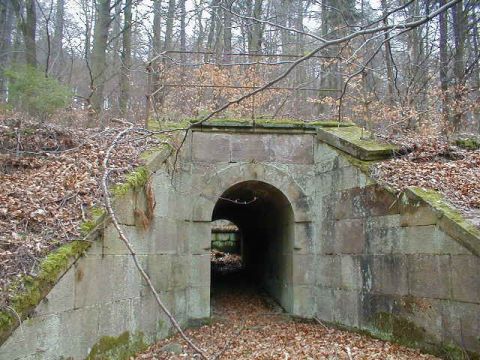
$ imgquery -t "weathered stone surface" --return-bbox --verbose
[335,219,365,254]
[3,126,480,359]
[192,132,231,162]
[370,255,408,295]
[451,255,480,303]
[36,269,75,316]
[407,255,451,299]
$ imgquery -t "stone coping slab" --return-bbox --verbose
[317,126,398,160]
[405,187,480,257]
[190,119,355,132]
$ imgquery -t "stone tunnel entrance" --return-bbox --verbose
[211,180,295,312]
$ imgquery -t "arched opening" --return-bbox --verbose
[211,180,295,312]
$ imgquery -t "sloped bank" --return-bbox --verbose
[0,122,478,359]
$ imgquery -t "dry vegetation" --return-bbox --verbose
[0,115,163,307]
[137,270,439,360]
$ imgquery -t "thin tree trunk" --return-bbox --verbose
[0,0,13,101]
[381,0,395,105]
[439,0,449,128]
[223,0,232,62]
[91,0,111,118]
[452,0,465,131]
[51,0,64,77]
[120,0,132,115]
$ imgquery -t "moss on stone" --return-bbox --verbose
[337,152,378,176]
[373,312,425,347]
[407,187,480,256]
[0,240,91,345]
[455,138,480,150]
[112,167,150,197]
[86,331,148,360]
[322,126,397,152]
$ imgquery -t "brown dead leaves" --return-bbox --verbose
[374,133,480,212]
[0,118,160,306]
[137,287,438,360]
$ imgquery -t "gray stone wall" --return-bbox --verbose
[314,142,480,353]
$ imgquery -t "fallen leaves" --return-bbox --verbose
[0,118,162,307]
[137,271,439,360]
[374,133,480,214]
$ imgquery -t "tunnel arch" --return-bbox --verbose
[211,180,296,312]
[192,162,312,223]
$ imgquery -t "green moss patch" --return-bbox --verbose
[0,240,91,345]
[455,138,480,150]
[317,126,398,160]
[86,331,148,360]
[373,312,425,347]
[112,167,150,197]
[406,187,480,257]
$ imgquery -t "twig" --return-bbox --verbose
[345,346,353,360]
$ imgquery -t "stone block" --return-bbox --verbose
[292,285,315,317]
[171,256,188,289]
[407,255,451,299]
[314,287,335,322]
[187,286,210,319]
[335,166,360,191]
[113,189,137,226]
[314,143,339,165]
[400,204,437,227]
[187,221,211,254]
[189,254,210,287]
[231,133,273,162]
[192,132,231,162]
[316,255,341,288]
[74,255,142,308]
[333,289,360,327]
[292,254,315,285]
[362,186,400,216]
[370,255,408,295]
[451,255,480,303]
[442,301,480,352]
[97,298,133,335]
[36,268,75,316]
[146,254,172,291]
[365,224,400,254]
[334,219,365,254]
[340,255,363,290]
[294,222,315,254]
[269,134,314,164]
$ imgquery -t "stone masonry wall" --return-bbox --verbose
[1,126,478,359]
[0,164,203,359]
[314,142,480,354]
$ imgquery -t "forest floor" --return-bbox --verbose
[136,258,439,360]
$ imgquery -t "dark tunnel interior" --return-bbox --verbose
[211,180,294,312]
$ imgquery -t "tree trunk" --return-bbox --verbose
[90,0,111,117]
[51,0,64,77]
[10,0,37,66]
[381,0,395,105]
[452,0,465,131]
[439,0,449,128]
[120,0,132,115]
[247,0,263,56]
[164,0,175,51]
[223,0,232,62]
[0,0,14,101]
